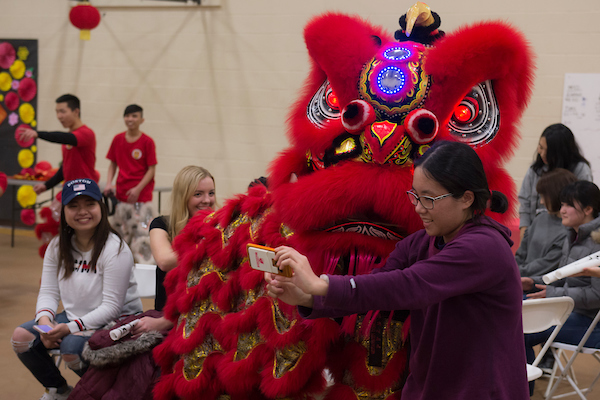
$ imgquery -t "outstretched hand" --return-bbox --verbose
[265,272,313,307]
[274,246,329,296]
[264,246,329,307]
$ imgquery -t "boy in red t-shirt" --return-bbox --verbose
[104,104,157,264]
[104,104,157,204]
[18,94,99,194]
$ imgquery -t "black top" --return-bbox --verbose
[149,216,169,311]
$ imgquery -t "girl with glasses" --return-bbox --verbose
[266,141,529,399]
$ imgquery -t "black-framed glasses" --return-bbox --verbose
[406,190,453,210]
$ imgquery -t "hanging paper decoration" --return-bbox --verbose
[18,77,36,101]
[21,208,36,225]
[15,124,33,147]
[5,91,19,110]
[10,59,25,79]
[0,42,15,69]
[0,71,12,91]
[18,148,34,168]
[17,185,36,208]
[8,112,18,126]
[69,2,101,41]
[17,46,29,61]
[18,102,34,124]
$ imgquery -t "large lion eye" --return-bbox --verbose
[307,80,341,128]
[448,80,499,147]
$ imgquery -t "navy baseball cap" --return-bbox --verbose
[62,179,102,205]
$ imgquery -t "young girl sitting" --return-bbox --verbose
[129,165,216,334]
[267,141,529,400]
[518,123,592,240]
[11,179,142,400]
[516,168,577,277]
[523,180,600,376]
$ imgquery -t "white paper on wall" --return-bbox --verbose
[562,73,600,183]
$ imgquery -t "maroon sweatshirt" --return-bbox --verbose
[300,218,529,400]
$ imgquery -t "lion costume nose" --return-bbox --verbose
[404,109,439,144]
[341,100,376,134]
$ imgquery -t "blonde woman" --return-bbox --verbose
[130,166,216,334]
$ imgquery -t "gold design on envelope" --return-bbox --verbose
[187,258,223,288]
[273,341,307,378]
[234,329,264,361]
[182,334,224,380]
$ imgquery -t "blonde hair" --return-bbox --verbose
[168,166,215,239]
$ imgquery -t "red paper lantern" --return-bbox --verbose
[69,2,101,41]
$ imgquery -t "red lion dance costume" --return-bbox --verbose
[154,3,534,399]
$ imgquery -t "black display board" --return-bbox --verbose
[0,39,38,225]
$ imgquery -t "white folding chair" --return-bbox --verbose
[133,263,157,299]
[522,297,575,382]
[545,309,600,399]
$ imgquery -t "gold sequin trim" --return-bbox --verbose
[250,210,270,241]
[187,258,223,288]
[234,330,264,361]
[271,300,296,334]
[273,341,307,378]
[280,223,295,239]
[182,334,224,380]
[221,213,250,247]
[182,298,222,338]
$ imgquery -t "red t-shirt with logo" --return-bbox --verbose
[106,132,157,203]
[62,125,99,183]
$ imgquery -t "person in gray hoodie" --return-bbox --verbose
[523,181,600,376]
[518,123,591,241]
[516,168,576,278]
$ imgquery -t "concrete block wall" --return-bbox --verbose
[1,0,599,212]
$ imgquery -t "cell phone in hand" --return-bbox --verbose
[247,244,292,277]
[33,324,53,334]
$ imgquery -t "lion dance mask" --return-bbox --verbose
[154,3,534,399]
